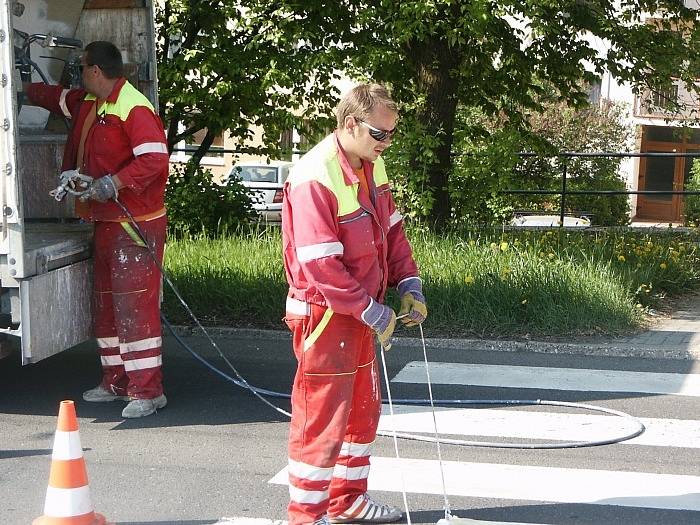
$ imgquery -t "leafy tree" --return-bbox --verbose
[684,159,700,226]
[165,163,254,236]
[253,1,700,228]
[155,1,340,164]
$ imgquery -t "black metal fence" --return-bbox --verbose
[500,151,700,226]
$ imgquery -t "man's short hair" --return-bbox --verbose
[85,41,124,79]
[335,83,398,128]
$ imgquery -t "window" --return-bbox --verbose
[184,128,225,158]
[651,84,679,110]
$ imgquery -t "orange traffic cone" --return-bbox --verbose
[34,400,110,525]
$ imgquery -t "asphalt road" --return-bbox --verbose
[1,331,699,525]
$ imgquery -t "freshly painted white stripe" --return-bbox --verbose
[58,89,71,118]
[296,241,343,262]
[133,142,168,156]
[288,484,328,504]
[214,518,543,525]
[378,406,700,449]
[332,463,370,480]
[339,440,372,457]
[120,336,162,353]
[96,336,119,348]
[44,485,93,516]
[51,430,83,460]
[123,355,162,371]
[389,210,403,228]
[270,456,700,511]
[392,362,700,397]
[100,355,123,366]
[288,458,333,481]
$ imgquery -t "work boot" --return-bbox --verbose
[329,493,402,523]
[121,394,167,418]
[82,384,129,402]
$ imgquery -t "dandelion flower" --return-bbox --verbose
[660,262,667,270]
[618,255,626,262]
[464,275,475,285]
[500,241,508,252]
[547,252,555,259]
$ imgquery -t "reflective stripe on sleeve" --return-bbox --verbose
[288,459,334,481]
[296,241,343,262]
[133,142,168,156]
[389,210,403,228]
[59,89,71,118]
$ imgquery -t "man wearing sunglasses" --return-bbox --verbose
[23,41,169,419]
[282,83,427,525]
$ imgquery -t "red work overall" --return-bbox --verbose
[286,303,382,525]
[93,215,166,399]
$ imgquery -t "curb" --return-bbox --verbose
[166,325,700,361]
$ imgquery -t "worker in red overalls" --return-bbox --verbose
[282,83,428,525]
[25,41,169,418]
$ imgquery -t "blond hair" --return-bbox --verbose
[335,83,398,128]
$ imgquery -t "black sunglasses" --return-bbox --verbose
[357,119,396,142]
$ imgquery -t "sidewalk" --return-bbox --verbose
[171,293,700,362]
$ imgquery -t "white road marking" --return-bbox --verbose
[269,457,700,511]
[378,406,700,448]
[392,362,700,397]
[214,517,544,525]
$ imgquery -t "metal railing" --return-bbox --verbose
[500,151,700,226]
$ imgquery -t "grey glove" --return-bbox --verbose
[80,175,118,202]
[361,298,397,351]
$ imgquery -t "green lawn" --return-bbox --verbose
[162,226,700,338]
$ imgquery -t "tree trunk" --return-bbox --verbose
[406,39,460,230]
[188,129,216,171]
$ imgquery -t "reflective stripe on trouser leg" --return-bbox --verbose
[94,216,166,399]
[328,327,380,517]
[286,304,378,525]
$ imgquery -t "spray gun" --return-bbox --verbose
[49,170,93,202]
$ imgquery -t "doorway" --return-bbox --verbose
[636,126,700,222]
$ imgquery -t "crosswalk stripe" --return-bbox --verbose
[378,406,700,448]
[214,517,545,525]
[269,457,700,512]
[391,362,700,397]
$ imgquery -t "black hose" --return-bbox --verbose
[113,198,646,449]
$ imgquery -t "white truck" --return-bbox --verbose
[0,0,158,363]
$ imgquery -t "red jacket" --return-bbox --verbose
[282,133,419,321]
[26,79,169,221]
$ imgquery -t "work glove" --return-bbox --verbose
[361,298,397,351]
[397,277,428,327]
[79,175,119,203]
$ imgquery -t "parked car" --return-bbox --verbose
[227,161,294,223]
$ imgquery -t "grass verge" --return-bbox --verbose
[162,226,700,338]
